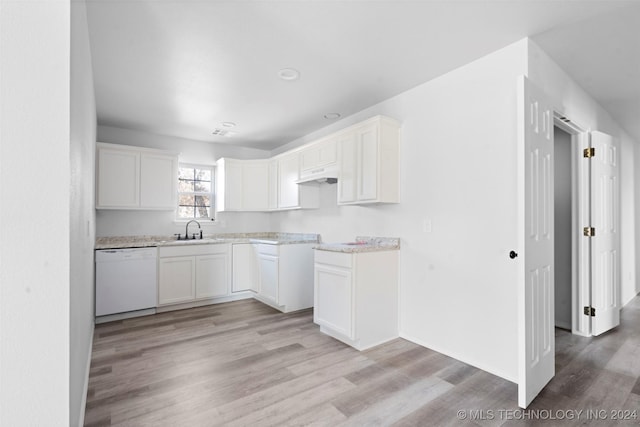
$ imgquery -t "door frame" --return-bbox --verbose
[552,112,591,337]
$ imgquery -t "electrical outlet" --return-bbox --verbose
[422,218,432,233]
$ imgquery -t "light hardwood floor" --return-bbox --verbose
[84,296,640,426]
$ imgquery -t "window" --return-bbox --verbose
[177,164,214,220]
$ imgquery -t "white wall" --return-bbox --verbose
[70,1,97,425]
[96,125,272,236]
[527,39,639,305]
[554,128,572,329]
[272,39,530,382]
[0,1,71,425]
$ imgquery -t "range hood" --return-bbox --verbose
[295,165,338,184]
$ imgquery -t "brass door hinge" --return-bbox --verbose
[584,306,596,317]
[583,227,596,237]
[583,147,595,158]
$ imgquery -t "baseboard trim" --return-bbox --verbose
[399,332,518,384]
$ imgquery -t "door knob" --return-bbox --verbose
[509,250,518,259]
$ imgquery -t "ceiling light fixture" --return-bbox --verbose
[323,113,341,120]
[278,68,300,81]
[221,121,236,128]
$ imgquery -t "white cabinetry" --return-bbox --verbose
[232,243,258,293]
[268,160,279,210]
[216,158,269,212]
[158,244,231,306]
[314,249,399,350]
[337,116,400,205]
[299,137,338,180]
[253,243,315,312]
[195,253,229,299]
[271,153,319,210]
[97,143,178,210]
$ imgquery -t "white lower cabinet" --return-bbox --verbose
[195,253,229,299]
[314,263,353,338]
[314,249,399,350]
[158,244,231,306]
[232,243,258,293]
[158,256,195,305]
[253,243,315,312]
[257,252,279,304]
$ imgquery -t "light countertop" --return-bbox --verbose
[95,232,320,250]
[314,236,400,253]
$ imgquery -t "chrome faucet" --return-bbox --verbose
[185,220,202,240]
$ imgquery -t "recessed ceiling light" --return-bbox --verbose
[221,121,236,128]
[324,113,341,120]
[278,68,300,81]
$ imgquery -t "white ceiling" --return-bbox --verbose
[86,1,640,151]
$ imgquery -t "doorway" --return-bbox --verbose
[551,114,591,337]
[553,126,573,331]
[518,77,621,408]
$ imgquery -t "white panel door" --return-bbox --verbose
[258,254,279,304]
[314,264,353,339]
[97,148,139,208]
[140,153,177,209]
[232,244,257,293]
[195,253,229,299]
[226,160,243,211]
[243,161,269,211]
[268,160,278,210]
[590,131,621,336]
[337,131,357,204]
[158,256,195,305]
[278,154,300,209]
[357,124,379,201]
[517,76,555,408]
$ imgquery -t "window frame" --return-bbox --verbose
[176,163,215,221]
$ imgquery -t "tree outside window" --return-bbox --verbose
[177,165,214,219]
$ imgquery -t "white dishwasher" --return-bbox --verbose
[95,247,158,317]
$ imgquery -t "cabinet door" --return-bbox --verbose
[195,253,229,299]
[337,132,357,204]
[257,253,279,304]
[232,244,257,292]
[300,145,320,172]
[225,160,244,211]
[314,263,353,339]
[97,148,139,208]
[301,138,337,173]
[317,138,337,167]
[268,160,279,210]
[278,154,300,209]
[140,153,177,209]
[357,124,379,201]
[158,257,195,305]
[243,162,269,211]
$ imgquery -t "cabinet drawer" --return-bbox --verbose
[159,243,229,258]
[254,243,279,256]
[314,250,352,268]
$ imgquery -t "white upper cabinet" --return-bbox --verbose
[96,143,178,210]
[243,161,270,211]
[273,152,319,210]
[337,116,400,205]
[277,153,301,209]
[215,158,269,212]
[268,160,279,210]
[140,153,179,208]
[299,137,338,180]
[337,131,357,204]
